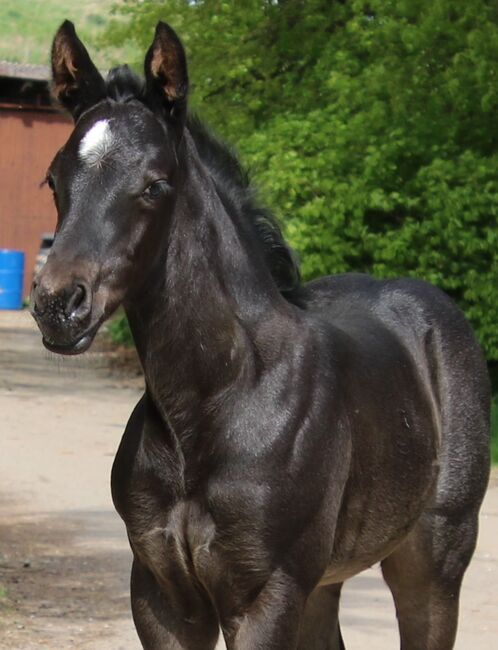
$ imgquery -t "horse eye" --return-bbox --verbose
[142,180,170,201]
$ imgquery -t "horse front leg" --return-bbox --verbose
[298,583,346,650]
[222,570,306,650]
[131,559,220,650]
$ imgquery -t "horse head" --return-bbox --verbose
[31,20,188,354]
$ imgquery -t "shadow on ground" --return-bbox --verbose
[0,507,131,619]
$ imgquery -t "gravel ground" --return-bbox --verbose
[0,310,496,649]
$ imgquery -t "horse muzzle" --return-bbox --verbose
[30,276,100,355]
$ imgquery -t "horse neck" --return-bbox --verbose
[125,132,294,434]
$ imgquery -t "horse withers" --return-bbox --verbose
[31,20,490,650]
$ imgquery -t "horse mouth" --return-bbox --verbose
[42,321,101,356]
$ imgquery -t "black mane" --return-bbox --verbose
[105,65,300,296]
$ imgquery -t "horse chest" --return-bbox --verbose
[122,468,275,608]
[127,497,219,593]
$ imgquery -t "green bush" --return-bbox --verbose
[106,313,134,347]
[244,135,498,358]
[104,0,498,360]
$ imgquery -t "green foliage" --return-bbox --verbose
[106,312,134,347]
[104,0,498,359]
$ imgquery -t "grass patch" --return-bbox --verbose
[0,0,136,68]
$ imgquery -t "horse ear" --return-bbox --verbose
[51,20,106,121]
[144,22,188,127]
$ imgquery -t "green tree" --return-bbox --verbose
[105,0,498,359]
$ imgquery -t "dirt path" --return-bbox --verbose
[0,310,141,649]
[0,310,496,649]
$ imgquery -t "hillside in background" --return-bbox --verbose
[0,0,136,69]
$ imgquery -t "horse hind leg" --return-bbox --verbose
[297,583,346,650]
[380,506,480,650]
[381,300,490,649]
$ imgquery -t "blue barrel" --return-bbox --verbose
[0,250,25,310]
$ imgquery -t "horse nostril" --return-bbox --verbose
[65,283,91,320]
[30,280,45,316]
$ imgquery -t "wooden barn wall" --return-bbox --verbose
[0,108,71,298]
